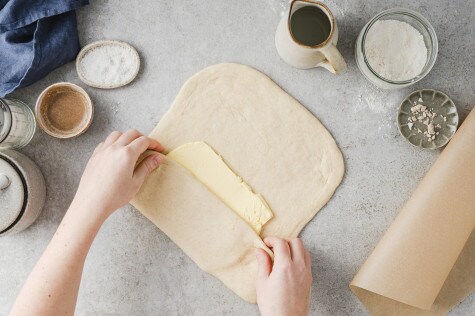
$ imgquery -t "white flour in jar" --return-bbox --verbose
[364,20,427,81]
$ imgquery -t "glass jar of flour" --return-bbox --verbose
[0,98,36,149]
[355,8,438,89]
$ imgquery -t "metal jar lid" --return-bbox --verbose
[0,154,26,233]
[0,150,46,236]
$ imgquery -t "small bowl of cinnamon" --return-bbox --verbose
[35,82,93,139]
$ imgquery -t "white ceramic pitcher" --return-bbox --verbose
[275,0,347,74]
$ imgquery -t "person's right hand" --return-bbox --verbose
[255,237,313,316]
[72,129,164,220]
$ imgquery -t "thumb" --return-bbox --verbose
[255,248,272,281]
[134,154,164,183]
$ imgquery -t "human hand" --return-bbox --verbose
[71,129,164,219]
[255,237,313,316]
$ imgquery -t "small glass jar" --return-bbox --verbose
[0,98,36,149]
[355,8,438,89]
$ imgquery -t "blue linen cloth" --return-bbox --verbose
[0,0,89,97]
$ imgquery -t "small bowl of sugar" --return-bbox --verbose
[76,40,140,89]
[355,8,438,89]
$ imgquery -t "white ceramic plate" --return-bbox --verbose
[76,40,140,89]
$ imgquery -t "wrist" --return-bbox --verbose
[49,199,108,257]
[69,197,112,225]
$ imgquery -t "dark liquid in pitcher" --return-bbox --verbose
[290,6,331,46]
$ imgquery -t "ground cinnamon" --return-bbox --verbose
[40,86,87,133]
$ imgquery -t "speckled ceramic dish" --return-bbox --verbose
[397,89,458,149]
[76,40,140,89]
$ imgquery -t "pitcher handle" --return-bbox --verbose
[317,43,347,74]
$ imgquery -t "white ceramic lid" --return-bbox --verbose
[0,155,25,233]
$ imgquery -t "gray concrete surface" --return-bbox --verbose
[1,0,474,315]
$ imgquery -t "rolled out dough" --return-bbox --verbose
[132,158,272,303]
[131,63,344,302]
[168,142,274,234]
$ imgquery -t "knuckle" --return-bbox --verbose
[279,258,292,270]
[275,239,285,246]
[143,159,155,173]
[123,146,135,156]
[292,237,303,245]
[108,131,121,139]
[137,135,148,144]
[116,146,133,160]
[297,263,307,273]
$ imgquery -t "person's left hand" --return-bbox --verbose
[71,129,164,219]
[255,237,313,316]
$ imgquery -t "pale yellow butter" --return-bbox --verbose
[167,142,273,234]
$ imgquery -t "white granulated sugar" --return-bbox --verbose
[79,44,138,86]
[364,20,427,81]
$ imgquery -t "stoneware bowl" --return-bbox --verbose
[397,89,458,149]
[0,149,46,236]
[76,40,140,89]
[35,82,94,139]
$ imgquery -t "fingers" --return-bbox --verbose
[116,129,143,146]
[255,248,272,281]
[264,237,291,261]
[286,238,306,263]
[128,136,165,158]
[101,130,165,155]
[133,154,164,183]
[104,131,122,146]
[93,142,104,155]
[265,237,311,267]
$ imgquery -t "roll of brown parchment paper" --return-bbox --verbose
[350,108,475,315]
